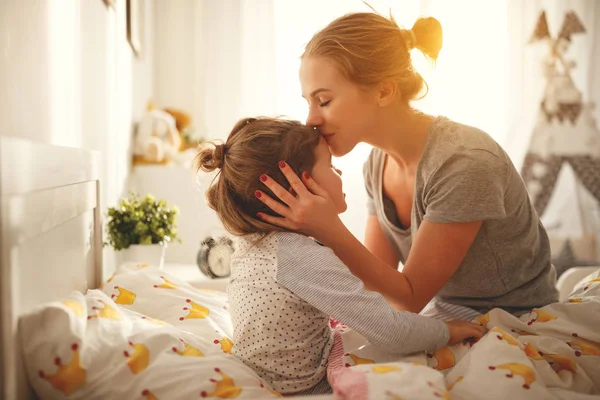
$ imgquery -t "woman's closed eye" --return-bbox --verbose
[319,100,331,107]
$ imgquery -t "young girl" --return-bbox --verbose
[196,117,482,396]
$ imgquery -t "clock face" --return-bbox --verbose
[208,248,232,277]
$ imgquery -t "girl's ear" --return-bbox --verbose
[377,79,398,107]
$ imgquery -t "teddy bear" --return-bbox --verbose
[133,108,181,164]
[163,107,205,152]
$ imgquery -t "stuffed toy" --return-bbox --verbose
[197,236,235,279]
[133,108,181,164]
[163,107,207,152]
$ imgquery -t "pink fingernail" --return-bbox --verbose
[254,190,262,198]
[259,174,267,182]
[278,161,286,169]
[302,171,310,180]
[256,212,263,219]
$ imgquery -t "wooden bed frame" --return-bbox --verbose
[0,136,103,400]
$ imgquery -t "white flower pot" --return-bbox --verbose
[119,243,167,270]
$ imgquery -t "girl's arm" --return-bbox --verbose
[274,233,451,354]
[256,162,481,313]
[364,215,400,269]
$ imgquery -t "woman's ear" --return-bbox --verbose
[377,79,398,107]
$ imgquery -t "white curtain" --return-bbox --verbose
[153,0,600,243]
[153,0,277,143]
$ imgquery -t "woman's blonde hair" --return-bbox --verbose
[302,11,442,101]
[196,117,320,236]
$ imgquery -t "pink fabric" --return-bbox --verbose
[326,327,369,400]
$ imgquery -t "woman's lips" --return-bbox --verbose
[322,132,335,142]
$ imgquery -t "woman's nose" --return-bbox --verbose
[306,110,324,128]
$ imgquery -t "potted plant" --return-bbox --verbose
[105,192,181,269]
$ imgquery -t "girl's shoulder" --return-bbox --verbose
[233,232,324,257]
[274,232,336,265]
[275,231,325,250]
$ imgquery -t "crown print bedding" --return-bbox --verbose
[18,262,600,399]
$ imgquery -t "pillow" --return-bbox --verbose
[19,289,281,399]
[100,263,233,350]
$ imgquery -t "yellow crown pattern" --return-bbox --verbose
[524,343,544,361]
[87,300,122,321]
[491,328,521,347]
[179,299,209,320]
[488,363,536,389]
[372,365,401,374]
[527,309,558,325]
[583,277,600,290]
[172,339,204,357]
[385,390,404,400]
[447,376,464,392]
[511,329,535,337]
[213,337,233,354]
[154,276,178,289]
[538,351,577,373]
[568,333,600,357]
[344,353,375,367]
[38,343,86,396]
[427,381,451,400]
[142,389,159,400]
[100,274,115,290]
[475,313,490,327]
[200,368,242,398]
[142,389,158,400]
[427,346,455,371]
[111,286,137,305]
[124,340,150,374]
[61,300,85,317]
[569,297,583,303]
[259,382,282,398]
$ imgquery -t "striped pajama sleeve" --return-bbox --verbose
[274,233,450,355]
[420,299,482,322]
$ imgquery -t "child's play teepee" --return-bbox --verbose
[520,10,600,276]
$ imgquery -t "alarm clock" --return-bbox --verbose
[197,236,235,278]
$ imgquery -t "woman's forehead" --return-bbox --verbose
[300,57,344,96]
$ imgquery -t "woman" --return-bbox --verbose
[253,12,558,319]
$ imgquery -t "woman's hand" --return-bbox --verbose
[445,320,484,345]
[255,161,342,240]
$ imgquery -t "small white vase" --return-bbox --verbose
[119,243,167,270]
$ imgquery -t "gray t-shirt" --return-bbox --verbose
[363,116,558,315]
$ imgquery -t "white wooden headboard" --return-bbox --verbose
[0,137,103,400]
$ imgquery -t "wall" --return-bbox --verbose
[147,0,278,263]
[0,0,151,276]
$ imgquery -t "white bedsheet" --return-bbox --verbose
[324,269,600,400]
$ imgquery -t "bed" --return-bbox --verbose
[1,136,599,400]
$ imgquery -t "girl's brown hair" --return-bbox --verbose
[302,10,442,101]
[196,117,320,236]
